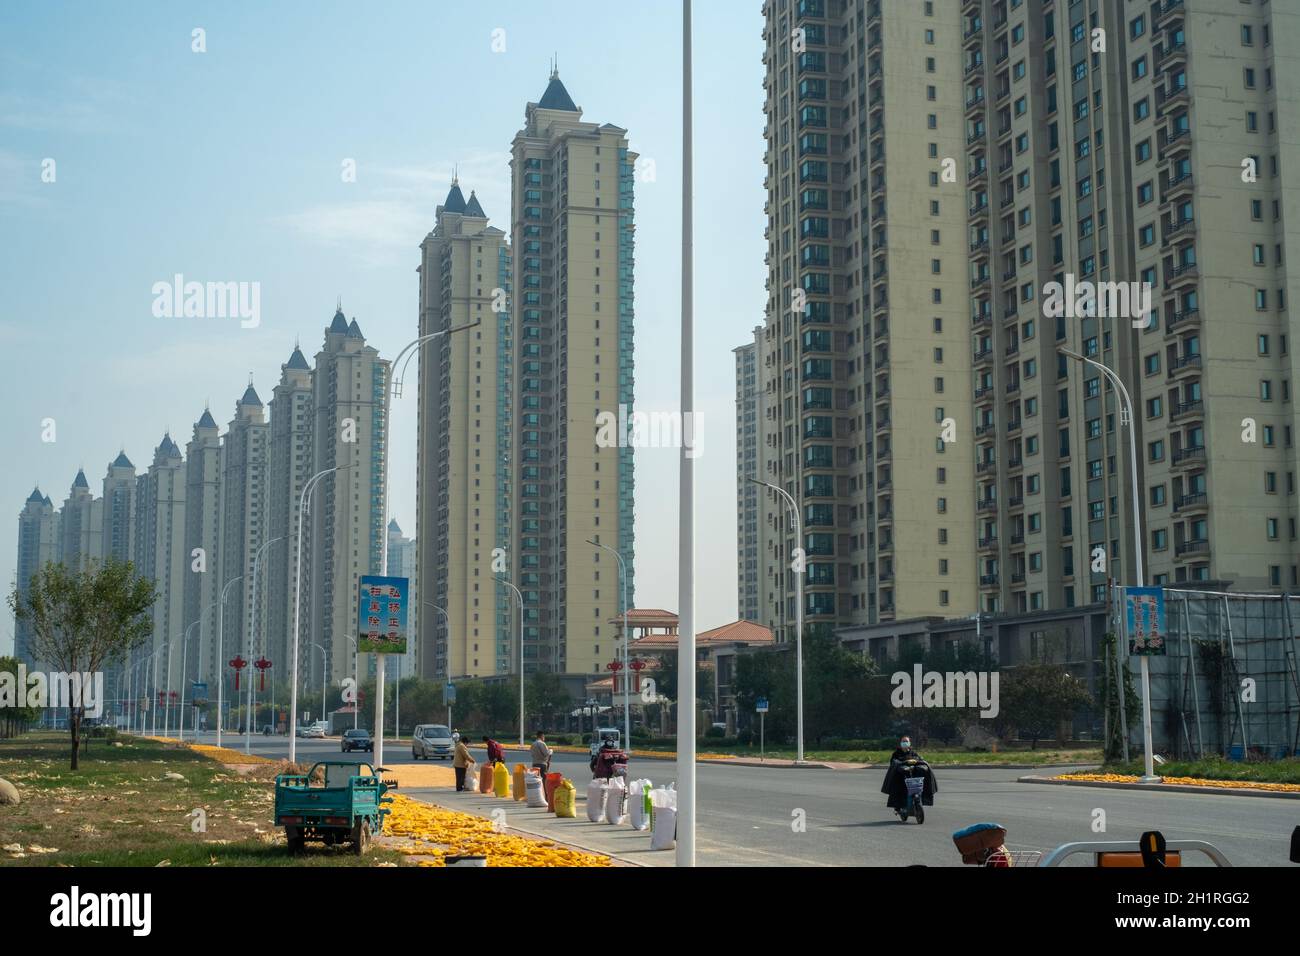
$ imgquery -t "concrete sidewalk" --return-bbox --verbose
[402,786,675,867]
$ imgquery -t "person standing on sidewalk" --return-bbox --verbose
[484,735,505,766]
[453,735,474,791]
[530,731,553,779]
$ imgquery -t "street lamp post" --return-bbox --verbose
[1059,347,1156,783]
[216,575,244,749]
[290,464,351,764]
[747,477,805,764]
[678,0,696,869]
[346,635,358,730]
[177,619,202,740]
[245,536,282,753]
[587,539,630,751]
[495,578,526,747]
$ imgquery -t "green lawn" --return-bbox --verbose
[0,732,402,867]
[1101,755,1300,785]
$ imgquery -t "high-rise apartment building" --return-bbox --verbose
[14,487,58,666]
[758,0,1299,630]
[508,72,637,677]
[416,181,512,680]
[58,469,103,573]
[183,408,223,683]
[219,382,269,677]
[734,331,764,622]
[760,0,975,638]
[101,451,136,565]
[266,344,314,682]
[132,433,187,693]
[308,308,390,683]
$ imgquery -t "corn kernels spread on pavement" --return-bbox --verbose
[384,794,610,867]
[1056,771,1300,792]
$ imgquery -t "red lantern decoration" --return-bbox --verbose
[254,656,272,692]
[229,654,248,691]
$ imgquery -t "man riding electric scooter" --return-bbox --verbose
[881,735,937,823]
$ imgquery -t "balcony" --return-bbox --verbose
[973,346,994,363]
[1156,41,1187,68]
[1164,261,1199,291]
[1007,455,1024,470]
[980,574,1000,587]
[971,275,991,291]
[1006,419,1022,434]
[1010,532,1024,546]
[963,23,983,47]
[972,312,992,330]
[1166,307,1200,332]
[1162,171,1194,204]
[1167,353,1202,378]
[1171,444,1206,466]
[970,238,990,256]
[974,383,994,400]
[1008,495,1023,508]
[1171,398,1204,421]
[976,422,997,438]
[1174,491,1208,513]
[978,537,998,551]
[977,497,998,513]
[1011,572,1025,584]
[969,200,990,217]
[1175,537,1209,558]
[976,460,996,475]
[1005,380,1020,395]
[969,164,988,185]
[1163,217,1195,242]
[1159,128,1192,163]
[1154,0,1185,28]
[1005,341,1019,356]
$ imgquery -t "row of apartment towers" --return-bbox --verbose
[736,0,1300,643]
[13,71,637,695]
[15,317,393,700]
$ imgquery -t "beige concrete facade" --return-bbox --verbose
[308,310,390,685]
[416,182,511,680]
[508,72,637,679]
[132,434,187,694]
[218,383,269,683]
[183,409,222,683]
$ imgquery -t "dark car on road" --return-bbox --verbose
[341,728,373,753]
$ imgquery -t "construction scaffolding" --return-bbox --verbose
[1116,587,1300,760]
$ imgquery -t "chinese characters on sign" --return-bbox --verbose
[1124,586,1167,657]
[357,575,409,655]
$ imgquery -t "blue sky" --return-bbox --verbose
[0,1,767,654]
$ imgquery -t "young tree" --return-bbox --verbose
[1001,662,1094,749]
[526,671,571,730]
[8,558,156,769]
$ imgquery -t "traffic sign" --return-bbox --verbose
[358,575,410,655]
[755,698,769,714]
[445,682,457,705]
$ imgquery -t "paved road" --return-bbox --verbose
[194,732,1295,866]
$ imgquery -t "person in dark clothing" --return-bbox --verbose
[483,736,505,765]
[881,735,937,810]
[590,736,629,779]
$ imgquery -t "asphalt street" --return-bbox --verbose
[195,731,1297,866]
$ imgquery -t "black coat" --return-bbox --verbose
[881,757,937,808]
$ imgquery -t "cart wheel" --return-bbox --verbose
[898,810,908,822]
[351,817,371,855]
[285,826,305,853]
[915,802,925,825]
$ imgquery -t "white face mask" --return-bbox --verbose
[900,741,911,750]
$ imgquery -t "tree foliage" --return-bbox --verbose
[8,558,156,768]
[1001,662,1094,749]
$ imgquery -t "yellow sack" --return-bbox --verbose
[513,763,527,801]
[493,761,510,797]
[554,779,577,818]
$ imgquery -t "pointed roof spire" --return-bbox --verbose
[240,375,263,407]
[464,190,486,218]
[286,341,310,370]
[73,468,89,489]
[112,449,133,468]
[26,486,44,504]
[443,180,468,214]
[197,404,218,429]
[347,318,364,339]
[387,518,402,535]
[329,304,349,334]
[539,66,578,111]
